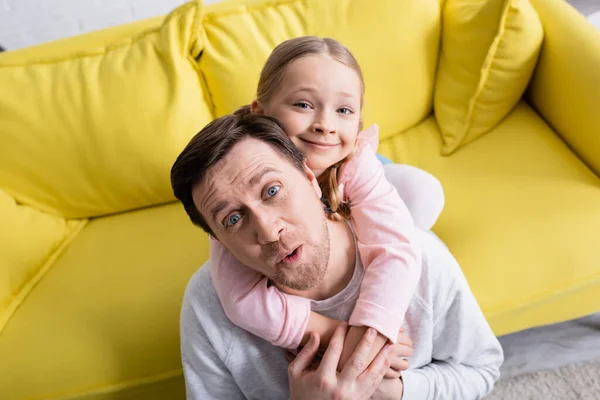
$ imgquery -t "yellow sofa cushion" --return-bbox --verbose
[0,190,86,334]
[379,102,600,335]
[434,0,543,155]
[200,0,441,141]
[0,0,212,219]
[0,203,207,400]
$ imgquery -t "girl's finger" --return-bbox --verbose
[317,323,348,375]
[396,332,412,347]
[391,357,410,372]
[288,332,320,377]
[339,327,378,381]
[390,343,413,359]
[384,367,402,379]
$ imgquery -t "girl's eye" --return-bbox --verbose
[226,214,241,227]
[265,185,281,198]
[294,102,311,109]
[338,107,353,115]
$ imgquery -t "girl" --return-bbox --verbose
[210,36,444,366]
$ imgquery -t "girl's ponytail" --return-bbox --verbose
[233,105,252,118]
[318,162,351,221]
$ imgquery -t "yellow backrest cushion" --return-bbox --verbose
[0,1,213,219]
[434,0,543,155]
[0,190,86,333]
[200,0,441,141]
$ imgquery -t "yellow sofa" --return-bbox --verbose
[1,0,599,398]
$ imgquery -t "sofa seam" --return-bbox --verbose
[459,0,512,148]
[0,218,88,334]
[40,369,184,400]
[484,270,600,317]
[0,2,196,68]
[203,0,302,22]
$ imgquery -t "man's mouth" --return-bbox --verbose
[280,245,303,265]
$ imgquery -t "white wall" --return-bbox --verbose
[0,0,221,50]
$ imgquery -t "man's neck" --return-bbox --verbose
[283,218,356,301]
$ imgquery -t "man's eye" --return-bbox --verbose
[226,214,241,227]
[266,185,281,198]
[338,107,353,115]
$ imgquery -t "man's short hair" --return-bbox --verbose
[171,111,306,235]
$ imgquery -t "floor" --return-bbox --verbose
[568,0,600,16]
[498,313,600,379]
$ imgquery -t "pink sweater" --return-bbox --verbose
[209,124,422,348]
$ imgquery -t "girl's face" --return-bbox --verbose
[253,54,362,176]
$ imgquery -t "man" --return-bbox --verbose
[171,113,504,399]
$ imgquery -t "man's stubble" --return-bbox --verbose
[272,216,330,291]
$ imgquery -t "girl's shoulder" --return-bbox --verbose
[355,123,379,153]
[339,123,380,185]
[338,124,381,198]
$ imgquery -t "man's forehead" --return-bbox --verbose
[192,138,290,212]
[209,138,287,179]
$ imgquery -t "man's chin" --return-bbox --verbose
[272,262,327,295]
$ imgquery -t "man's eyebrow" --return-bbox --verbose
[249,166,278,186]
[210,201,229,222]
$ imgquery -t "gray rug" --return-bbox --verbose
[487,359,600,400]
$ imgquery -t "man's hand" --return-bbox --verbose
[287,323,392,400]
[339,326,414,379]
[339,326,388,372]
[370,376,404,400]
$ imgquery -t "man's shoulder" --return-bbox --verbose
[412,230,466,312]
[181,262,235,337]
[183,262,217,306]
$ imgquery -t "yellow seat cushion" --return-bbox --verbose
[200,0,441,140]
[379,101,600,335]
[434,0,543,154]
[0,202,207,400]
[0,0,212,219]
[0,191,86,334]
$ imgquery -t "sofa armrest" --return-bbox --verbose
[527,0,600,177]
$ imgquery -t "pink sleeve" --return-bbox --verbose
[339,124,422,343]
[209,237,311,348]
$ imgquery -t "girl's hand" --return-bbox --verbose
[384,330,413,379]
[287,323,392,400]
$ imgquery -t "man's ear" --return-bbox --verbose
[251,99,264,115]
[304,162,322,198]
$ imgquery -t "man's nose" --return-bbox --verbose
[253,210,284,244]
[311,111,336,135]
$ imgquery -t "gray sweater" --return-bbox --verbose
[180,230,503,399]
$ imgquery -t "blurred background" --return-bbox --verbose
[1,0,599,51]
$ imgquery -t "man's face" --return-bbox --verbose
[193,138,330,291]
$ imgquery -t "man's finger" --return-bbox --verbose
[284,351,296,364]
[359,343,391,387]
[339,327,378,381]
[318,322,348,375]
[288,332,320,377]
